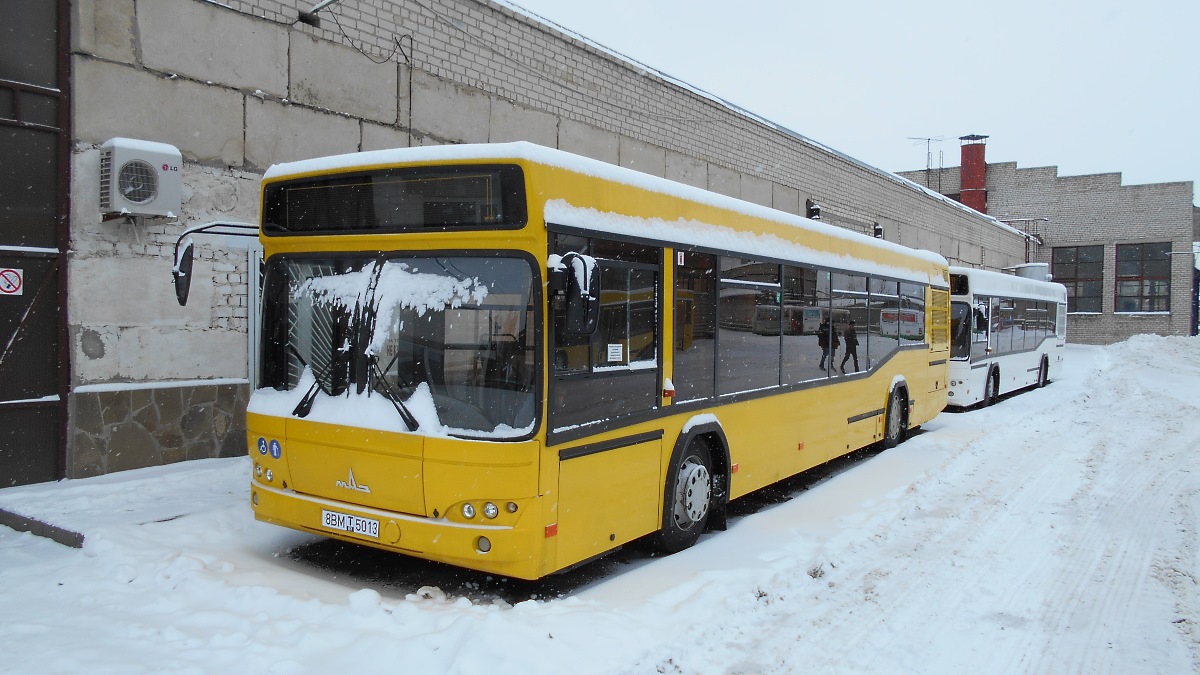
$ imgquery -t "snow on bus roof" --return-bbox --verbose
[950,265,1067,303]
[266,142,948,286]
[546,201,941,286]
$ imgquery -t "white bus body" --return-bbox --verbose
[947,266,1067,408]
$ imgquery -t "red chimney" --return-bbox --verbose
[959,134,989,213]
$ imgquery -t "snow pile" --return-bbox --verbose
[2,336,1198,674]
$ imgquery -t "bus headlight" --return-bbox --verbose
[484,502,499,519]
[462,503,476,519]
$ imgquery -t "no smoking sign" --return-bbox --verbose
[0,268,23,296]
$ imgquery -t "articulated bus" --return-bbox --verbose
[947,265,1067,408]
[239,142,951,579]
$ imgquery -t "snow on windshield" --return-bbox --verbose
[243,262,539,439]
[248,367,535,439]
[293,261,490,357]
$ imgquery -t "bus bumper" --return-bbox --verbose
[250,482,546,580]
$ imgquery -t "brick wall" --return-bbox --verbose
[66,0,1026,475]
[901,160,1196,344]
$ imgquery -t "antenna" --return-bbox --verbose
[908,136,946,188]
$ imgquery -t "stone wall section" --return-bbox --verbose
[71,383,249,477]
[65,0,1026,477]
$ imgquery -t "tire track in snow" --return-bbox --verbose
[753,342,1194,675]
[1005,341,1200,674]
[614,340,1198,675]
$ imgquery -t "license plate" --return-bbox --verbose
[321,509,379,538]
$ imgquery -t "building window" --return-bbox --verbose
[1115,243,1171,313]
[1052,245,1103,313]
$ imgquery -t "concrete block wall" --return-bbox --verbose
[65,0,1026,476]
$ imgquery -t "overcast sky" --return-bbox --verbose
[502,0,1199,206]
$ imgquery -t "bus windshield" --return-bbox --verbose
[950,301,971,359]
[259,254,537,438]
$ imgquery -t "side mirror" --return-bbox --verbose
[167,221,258,307]
[173,238,195,306]
[560,252,599,336]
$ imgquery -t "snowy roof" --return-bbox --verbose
[950,265,1067,303]
[266,142,949,286]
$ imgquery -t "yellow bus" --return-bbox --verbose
[237,142,950,580]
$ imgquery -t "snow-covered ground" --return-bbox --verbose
[2,335,1198,674]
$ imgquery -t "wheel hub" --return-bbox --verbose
[673,460,711,527]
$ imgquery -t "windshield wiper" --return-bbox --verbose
[288,344,333,418]
[369,358,420,431]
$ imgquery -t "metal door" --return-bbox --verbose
[1,0,69,486]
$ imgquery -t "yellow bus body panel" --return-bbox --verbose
[555,431,663,569]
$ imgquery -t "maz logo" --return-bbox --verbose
[335,469,371,494]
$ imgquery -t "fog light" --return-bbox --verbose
[477,536,491,553]
[484,502,498,519]
[462,503,476,519]
[506,502,518,513]
[251,491,258,506]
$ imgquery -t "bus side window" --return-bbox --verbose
[549,233,661,432]
[973,301,988,337]
[674,251,717,402]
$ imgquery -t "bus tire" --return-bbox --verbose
[1037,357,1049,388]
[652,438,714,553]
[983,368,999,407]
[883,387,908,449]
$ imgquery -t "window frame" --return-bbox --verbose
[1114,242,1172,313]
[547,230,663,439]
[1052,245,1104,313]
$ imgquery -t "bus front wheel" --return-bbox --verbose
[983,369,999,407]
[652,439,714,553]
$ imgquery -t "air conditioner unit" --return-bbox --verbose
[99,137,183,219]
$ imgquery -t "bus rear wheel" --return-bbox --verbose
[652,439,713,553]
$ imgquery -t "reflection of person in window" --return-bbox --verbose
[840,321,860,374]
[817,318,839,369]
[974,306,988,335]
